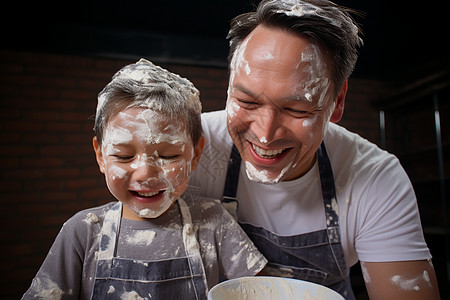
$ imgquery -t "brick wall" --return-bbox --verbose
[0,50,386,298]
[340,78,390,144]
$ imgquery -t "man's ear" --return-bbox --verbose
[191,136,205,171]
[329,79,348,123]
[92,136,105,174]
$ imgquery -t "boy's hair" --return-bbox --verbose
[94,59,203,146]
[227,0,363,95]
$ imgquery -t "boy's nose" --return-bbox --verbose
[133,161,160,182]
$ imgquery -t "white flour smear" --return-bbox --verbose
[30,277,67,300]
[126,230,156,246]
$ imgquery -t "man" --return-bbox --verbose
[190,0,440,299]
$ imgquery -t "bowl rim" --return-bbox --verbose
[208,276,344,300]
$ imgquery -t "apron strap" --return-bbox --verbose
[317,142,347,278]
[97,202,122,261]
[178,197,209,298]
[317,142,340,230]
[222,144,241,202]
[221,144,241,220]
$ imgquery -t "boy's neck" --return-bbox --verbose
[120,200,179,221]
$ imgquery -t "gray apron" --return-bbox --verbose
[222,142,355,299]
[91,198,208,299]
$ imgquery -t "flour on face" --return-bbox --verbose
[259,136,268,144]
[228,31,255,98]
[101,107,194,219]
[226,100,240,121]
[296,44,331,108]
[244,160,293,185]
[103,125,133,157]
[110,165,128,181]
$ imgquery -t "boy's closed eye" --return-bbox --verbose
[112,155,134,161]
[111,153,180,161]
[157,154,180,160]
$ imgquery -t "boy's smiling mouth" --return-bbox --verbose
[130,190,165,201]
[137,191,160,197]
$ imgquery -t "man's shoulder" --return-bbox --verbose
[326,123,404,194]
[191,111,233,196]
[200,110,233,159]
[326,123,396,167]
[202,109,227,122]
[201,109,230,138]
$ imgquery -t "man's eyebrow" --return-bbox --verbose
[234,83,312,104]
[283,94,310,102]
[233,84,258,98]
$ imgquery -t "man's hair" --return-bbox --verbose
[227,0,363,95]
[94,59,203,145]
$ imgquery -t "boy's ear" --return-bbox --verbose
[92,137,105,174]
[191,136,205,171]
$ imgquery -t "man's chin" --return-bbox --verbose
[244,160,293,184]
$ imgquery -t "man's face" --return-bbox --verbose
[227,25,341,184]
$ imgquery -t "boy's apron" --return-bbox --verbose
[91,198,208,299]
[222,142,355,299]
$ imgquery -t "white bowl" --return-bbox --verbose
[208,276,344,300]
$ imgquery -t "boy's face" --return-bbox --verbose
[93,107,204,220]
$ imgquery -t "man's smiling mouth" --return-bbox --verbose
[251,143,289,159]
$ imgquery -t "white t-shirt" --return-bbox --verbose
[190,110,431,268]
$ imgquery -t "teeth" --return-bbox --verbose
[137,191,159,197]
[252,144,285,158]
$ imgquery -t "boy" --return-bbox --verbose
[23,59,267,299]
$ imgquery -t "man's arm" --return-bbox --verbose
[362,260,440,299]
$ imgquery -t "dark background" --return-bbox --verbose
[1,1,449,298]
[3,0,448,79]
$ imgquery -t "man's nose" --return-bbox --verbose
[251,106,283,143]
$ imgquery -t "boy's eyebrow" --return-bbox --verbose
[109,141,132,147]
